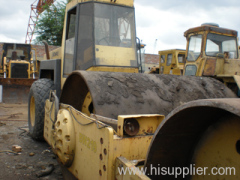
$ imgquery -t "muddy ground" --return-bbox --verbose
[0,103,63,180]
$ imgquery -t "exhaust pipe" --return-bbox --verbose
[42,40,50,60]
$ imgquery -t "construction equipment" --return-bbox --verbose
[149,49,186,75]
[28,1,239,179]
[184,23,240,95]
[0,43,38,103]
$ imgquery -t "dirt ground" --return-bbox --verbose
[0,103,63,180]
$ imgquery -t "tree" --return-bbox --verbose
[34,1,69,46]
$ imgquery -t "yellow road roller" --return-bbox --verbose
[28,0,240,179]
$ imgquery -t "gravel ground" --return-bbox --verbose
[0,103,63,180]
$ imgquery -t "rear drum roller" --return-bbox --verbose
[145,99,240,179]
[28,78,55,141]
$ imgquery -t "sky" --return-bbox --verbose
[0,0,239,54]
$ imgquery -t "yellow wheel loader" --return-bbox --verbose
[152,24,240,97]
[149,49,186,75]
[184,23,240,95]
[28,1,240,179]
[0,43,39,103]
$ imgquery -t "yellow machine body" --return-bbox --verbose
[41,70,237,179]
[44,100,163,179]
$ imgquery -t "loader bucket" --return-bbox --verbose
[0,78,36,104]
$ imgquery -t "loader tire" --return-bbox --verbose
[28,78,55,141]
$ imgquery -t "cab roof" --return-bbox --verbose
[66,0,134,10]
[184,24,238,37]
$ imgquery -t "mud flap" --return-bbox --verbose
[0,78,36,104]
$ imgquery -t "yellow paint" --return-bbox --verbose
[95,45,137,67]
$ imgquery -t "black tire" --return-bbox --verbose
[28,78,55,141]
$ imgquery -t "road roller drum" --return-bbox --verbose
[60,71,236,119]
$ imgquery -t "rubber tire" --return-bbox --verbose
[28,78,55,141]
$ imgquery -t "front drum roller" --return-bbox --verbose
[145,98,240,180]
[60,71,236,119]
[28,78,55,141]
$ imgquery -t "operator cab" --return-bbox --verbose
[159,49,186,75]
[184,23,239,76]
[63,1,138,77]
[1,43,32,63]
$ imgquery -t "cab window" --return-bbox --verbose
[167,54,172,66]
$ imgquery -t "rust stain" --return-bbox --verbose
[146,126,153,133]
[203,58,216,76]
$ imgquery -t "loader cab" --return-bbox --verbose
[1,43,31,63]
[0,43,32,78]
[184,23,239,76]
[62,1,138,80]
[158,49,186,75]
